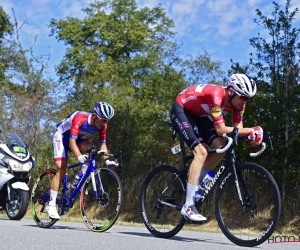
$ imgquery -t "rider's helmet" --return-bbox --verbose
[94,101,114,119]
[227,74,257,98]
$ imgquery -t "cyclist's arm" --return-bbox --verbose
[99,142,119,168]
[69,138,82,158]
[99,142,109,161]
[214,122,253,136]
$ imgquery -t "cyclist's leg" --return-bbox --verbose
[194,117,225,177]
[170,102,207,221]
[47,132,68,219]
[77,138,95,153]
[77,138,95,173]
[202,138,226,171]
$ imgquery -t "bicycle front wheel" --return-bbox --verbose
[140,165,186,238]
[80,167,123,232]
[31,169,59,228]
[215,163,281,247]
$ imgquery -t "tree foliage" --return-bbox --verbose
[0,8,59,165]
[248,0,300,202]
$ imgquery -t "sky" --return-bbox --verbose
[1,0,300,80]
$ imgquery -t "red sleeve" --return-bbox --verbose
[232,105,245,124]
[70,114,86,138]
[99,124,107,142]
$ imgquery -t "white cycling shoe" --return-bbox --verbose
[46,205,60,220]
[181,205,207,221]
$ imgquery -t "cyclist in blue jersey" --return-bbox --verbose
[46,101,118,219]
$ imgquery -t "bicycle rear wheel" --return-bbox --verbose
[80,167,123,232]
[31,169,59,228]
[215,163,281,247]
[140,165,186,238]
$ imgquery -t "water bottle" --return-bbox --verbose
[72,171,83,188]
[195,171,215,201]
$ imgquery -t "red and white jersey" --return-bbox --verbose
[175,84,245,125]
[56,111,107,143]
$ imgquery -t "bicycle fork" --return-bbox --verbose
[230,164,250,207]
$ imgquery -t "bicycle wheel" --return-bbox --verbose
[80,167,123,232]
[31,169,60,228]
[140,165,186,238]
[215,163,281,247]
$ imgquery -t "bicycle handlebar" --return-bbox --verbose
[206,127,238,154]
[249,132,273,158]
[85,147,123,167]
[194,127,273,158]
[249,142,266,157]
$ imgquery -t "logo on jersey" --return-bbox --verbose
[239,110,244,118]
[211,106,222,118]
[214,96,222,105]
[182,95,196,104]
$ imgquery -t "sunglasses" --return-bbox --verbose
[99,118,109,124]
[232,90,251,102]
[237,95,251,102]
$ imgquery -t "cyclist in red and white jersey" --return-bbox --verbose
[170,74,263,221]
[46,101,118,219]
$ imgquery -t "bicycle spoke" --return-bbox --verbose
[140,165,186,238]
[80,168,122,232]
[31,169,59,228]
[216,163,281,247]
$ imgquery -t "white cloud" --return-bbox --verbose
[59,0,91,19]
[137,0,161,9]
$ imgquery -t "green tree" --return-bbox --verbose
[249,0,300,218]
[0,6,13,86]
[49,0,227,216]
[0,9,59,165]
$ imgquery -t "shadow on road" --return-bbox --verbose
[119,231,233,247]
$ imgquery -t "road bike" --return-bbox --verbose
[31,148,123,232]
[140,123,281,247]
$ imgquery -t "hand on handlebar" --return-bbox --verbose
[105,159,119,169]
[247,126,263,147]
[78,154,88,163]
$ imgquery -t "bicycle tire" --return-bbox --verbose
[140,165,186,238]
[215,162,281,247]
[80,167,123,232]
[31,169,59,228]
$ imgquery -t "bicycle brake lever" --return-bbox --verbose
[97,150,108,156]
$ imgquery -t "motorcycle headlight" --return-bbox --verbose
[8,159,33,172]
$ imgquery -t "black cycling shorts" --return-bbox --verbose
[170,101,220,150]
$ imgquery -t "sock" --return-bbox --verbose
[184,183,198,208]
[49,190,58,207]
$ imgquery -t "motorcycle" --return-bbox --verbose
[0,127,35,220]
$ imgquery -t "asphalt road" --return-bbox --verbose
[0,218,298,250]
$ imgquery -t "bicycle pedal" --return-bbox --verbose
[183,216,206,224]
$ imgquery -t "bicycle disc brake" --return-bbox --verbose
[243,195,257,213]
[99,192,109,207]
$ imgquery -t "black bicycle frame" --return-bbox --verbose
[166,126,247,211]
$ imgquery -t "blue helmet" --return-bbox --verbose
[94,102,114,119]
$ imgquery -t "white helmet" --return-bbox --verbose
[94,101,114,119]
[227,74,257,98]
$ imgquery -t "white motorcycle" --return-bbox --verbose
[0,128,35,220]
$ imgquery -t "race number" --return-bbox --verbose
[171,142,181,154]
